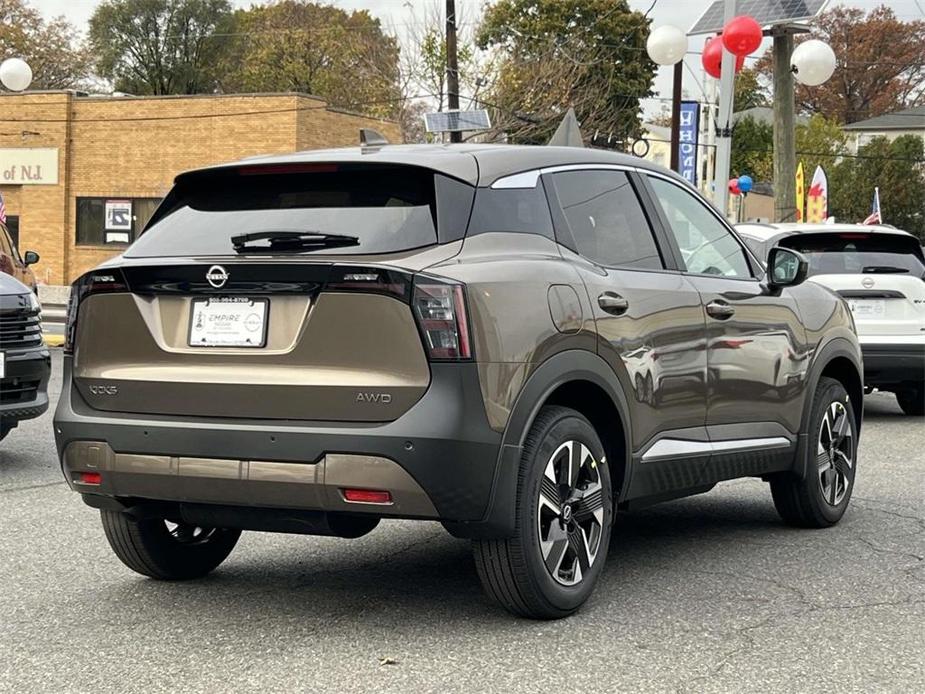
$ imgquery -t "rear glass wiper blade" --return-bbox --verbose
[861,265,910,273]
[231,231,360,253]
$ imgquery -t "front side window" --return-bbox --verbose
[551,170,663,269]
[648,177,751,278]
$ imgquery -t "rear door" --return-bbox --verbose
[72,163,475,422]
[643,174,808,442]
[779,231,925,339]
[544,167,708,458]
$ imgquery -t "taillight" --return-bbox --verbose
[412,280,472,361]
[64,269,129,354]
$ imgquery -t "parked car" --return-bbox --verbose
[0,271,50,440]
[737,223,925,416]
[55,144,863,619]
[0,220,40,292]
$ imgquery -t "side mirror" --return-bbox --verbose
[767,246,808,288]
[23,250,40,266]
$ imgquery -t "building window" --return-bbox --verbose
[76,197,162,246]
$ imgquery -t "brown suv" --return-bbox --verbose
[54,144,862,619]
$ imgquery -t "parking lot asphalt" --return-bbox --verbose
[1,350,923,693]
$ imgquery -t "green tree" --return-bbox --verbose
[89,0,232,95]
[733,68,769,112]
[476,0,655,144]
[795,115,848,182]
[0,0,92,89]
[220,2,400,118]
[830,135,925,238]
[730,116,773,182]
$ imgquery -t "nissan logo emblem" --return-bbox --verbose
[862,277,874,289]
[206,265,229,288]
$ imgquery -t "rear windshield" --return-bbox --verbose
[127,165,465,258]
[781,232,925,277]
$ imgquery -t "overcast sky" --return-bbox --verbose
[27,0,925,116]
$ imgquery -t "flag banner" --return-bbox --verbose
[677,101,700,186]
[862,187,882,225]
[795,162,805,223]
[806,165,828,223]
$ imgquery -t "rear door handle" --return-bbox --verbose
[598,292,629,315]
[706,300,735,320]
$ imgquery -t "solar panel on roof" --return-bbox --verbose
[423,110,492,133]
[689,0,829,35]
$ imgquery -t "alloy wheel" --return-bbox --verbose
[817,400,854,506]
[537,441,605,586]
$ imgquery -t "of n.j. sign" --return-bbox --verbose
[0,148,59,185]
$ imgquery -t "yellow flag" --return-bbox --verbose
[806,165,828,223]
[795,162,805,223]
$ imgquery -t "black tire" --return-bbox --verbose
[473,406,613,619]
[896,385,925,416]
[770,377,858,528]
[101,510,241,580]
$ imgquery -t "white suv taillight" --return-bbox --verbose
[412,281,472,360]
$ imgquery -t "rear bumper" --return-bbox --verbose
[0,347,51,428]
[860,341,925,387]
[54,356,513,535]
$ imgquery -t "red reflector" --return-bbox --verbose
[342,488,392,504]
[79,471,102,485]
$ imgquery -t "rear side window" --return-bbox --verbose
[466,185,554,238]
[128,165,473,258]
[781,232,925,277]
[550,170,663,269]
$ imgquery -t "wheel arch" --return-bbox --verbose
[449,350,632,540]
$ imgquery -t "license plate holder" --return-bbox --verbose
[848,299,885,317]
[189,297,269,348]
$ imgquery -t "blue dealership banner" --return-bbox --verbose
[677,101,700,186]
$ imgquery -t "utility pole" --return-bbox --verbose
[669,62,682,172]
[445,0,461,143]
[772,28,798,222]
[711,0,737,217]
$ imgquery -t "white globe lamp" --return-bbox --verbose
[791,39,836,87]
[0,57,33,92]
[647,25,688,66]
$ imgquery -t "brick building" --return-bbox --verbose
[0,91,400,285]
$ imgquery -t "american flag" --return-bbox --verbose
[862,187,881,225]
[0,191,5,224]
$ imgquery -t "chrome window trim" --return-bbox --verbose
[490,163,640,189]
[641,436,792,463]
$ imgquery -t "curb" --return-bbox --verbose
[44,334,65,347]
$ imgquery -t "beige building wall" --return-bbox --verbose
[0,92,399,284]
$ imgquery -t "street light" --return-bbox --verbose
[0,58,33,92]
[646,25,688,173]
[791,39,837,86]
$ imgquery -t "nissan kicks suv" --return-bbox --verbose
[738,223,925,416]
[54,145,863,619]
[1,272,50,440]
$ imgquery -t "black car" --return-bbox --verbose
[1,272,50,440]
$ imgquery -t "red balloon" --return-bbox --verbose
[728,177,741,196]
[702,35,746,79]
[722,15,763,57]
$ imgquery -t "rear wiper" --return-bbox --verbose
[231,231,359,253]
[861,265,909,274]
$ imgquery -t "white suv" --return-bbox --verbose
[737,223,925,416]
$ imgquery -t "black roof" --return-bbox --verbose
[177,144,681,188]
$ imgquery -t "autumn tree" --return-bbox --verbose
[0,0,92,89]
[733,68,769,112]
[476,0,655,144]
[756,5,925,124]
[220,2,400,118]
[89,0,233,95]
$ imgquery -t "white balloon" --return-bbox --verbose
[647,25,688,66]
[791,39,836,87]
[0,57,33,91]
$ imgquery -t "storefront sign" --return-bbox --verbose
[105,200,132,231]
[676,101,700,186]
[0,148,59,185]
